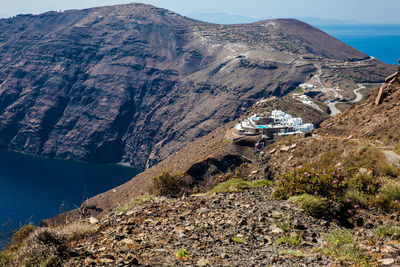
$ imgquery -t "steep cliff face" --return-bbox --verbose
[0,3,393,170]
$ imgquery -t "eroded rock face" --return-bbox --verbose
[0,3,392,170]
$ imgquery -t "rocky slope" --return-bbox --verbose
[0,3,394,170]
[65,188,400,266]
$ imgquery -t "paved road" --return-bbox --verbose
[327,84,366,116]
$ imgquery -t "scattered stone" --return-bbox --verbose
[359,167,373,176]
[378,258,395,265]
[197,258,210,266]
[271,227,284,234]
[269,149,277,154]
[89,217,99,224]
[280,146,290,152]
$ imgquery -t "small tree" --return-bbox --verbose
[152,170,186,197]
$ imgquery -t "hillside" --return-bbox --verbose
[4,65,400,266]
[0,3,394,170]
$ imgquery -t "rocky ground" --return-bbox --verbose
[66,186,400,266]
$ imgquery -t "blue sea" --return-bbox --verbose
[0,150,138,247]
[319,25,400,65]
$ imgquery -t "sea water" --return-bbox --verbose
[0,150,138,247]
[319,25,400,65]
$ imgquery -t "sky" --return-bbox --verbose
[0,0,399,24]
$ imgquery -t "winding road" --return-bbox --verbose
[327,84,365,116]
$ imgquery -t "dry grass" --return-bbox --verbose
[1,222,97,266]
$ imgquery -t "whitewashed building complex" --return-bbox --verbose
[233,110,313,140]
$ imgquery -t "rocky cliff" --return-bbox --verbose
[0,3,394,170]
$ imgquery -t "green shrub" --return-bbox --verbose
[376,225,400,238]
[294,87,304,94]
[273,166,347,201]
[214,165,246,184]
[322,229,362,263]
[290,194,329,218]
[344,190,373,208]
[247,179,274,188]
[152,170,186,197]
[347,173,381,196]
[208,178,248,194]
[208,179,272,195]
[276,232,301,247]
[232,236,245,243]
[176,249,190,260]
[375,179,400,212]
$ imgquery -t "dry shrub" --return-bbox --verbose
[6,222,97,266]
[152,170,186,197]
[273,166,347,201]
[343,146,395,178]
[375,178,400,212]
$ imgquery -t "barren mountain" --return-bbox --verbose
[0,3,394,170]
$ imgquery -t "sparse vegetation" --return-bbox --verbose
[247,179,274,188]
[232,236,245,243]
[152,170,186,197]
[214,165,248,184]
[343,146,398,178]
[279,250,306,257]
[376,225,400,238]
[208,178,272,195]
[176,249,190,260]
[294,87,304,94]
[276,233,301,247]
[395,142,400,154]
[322,229,362,263]
[290,194,329,218]
[116,195,154,213]
[375,178,400,212]
[0,251,14,266]
[0,222,97,266]
[273,166,347,201]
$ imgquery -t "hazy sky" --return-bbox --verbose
[1,0,399,24]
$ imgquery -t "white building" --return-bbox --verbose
[299,83,316,90]
[233,110,314,139]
